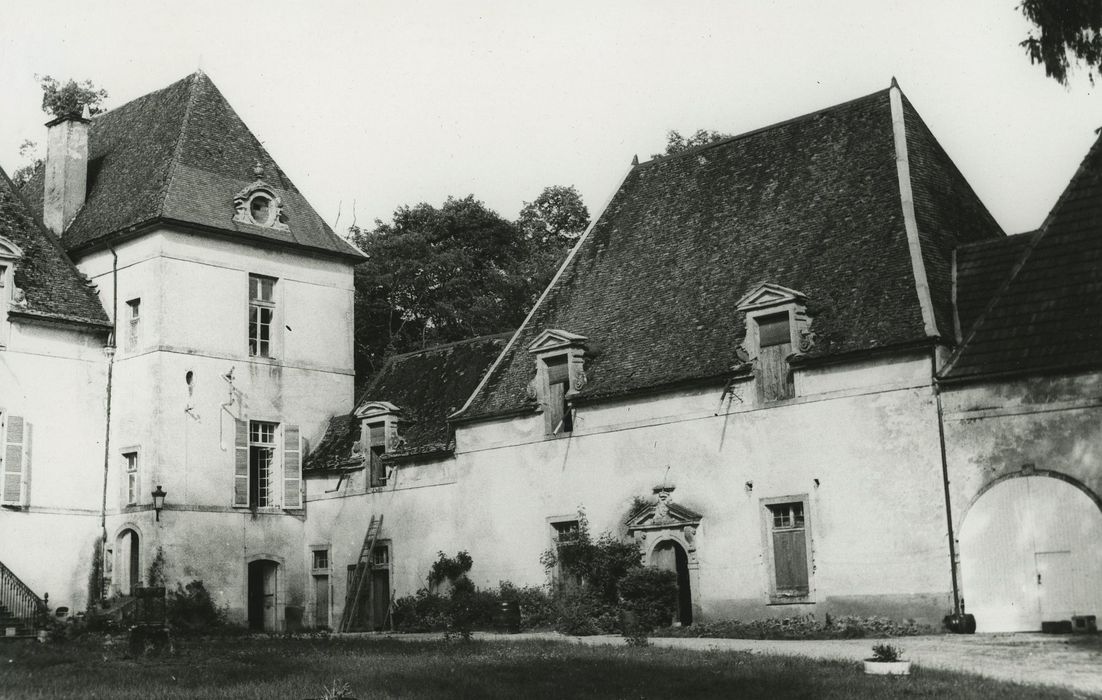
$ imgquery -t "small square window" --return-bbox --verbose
[125,299,141,351]
[312,549,330,572]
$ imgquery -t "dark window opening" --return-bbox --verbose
[368,422,388,487]
[250,196,271,225]
[545,356,573,434]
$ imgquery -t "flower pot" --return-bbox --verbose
[863,659,911,675]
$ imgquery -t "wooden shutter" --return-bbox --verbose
[234,419,249,507]
[2,415,28,506]
[759,344,794,401]
[772,529,809,592]
[546,356,570,385]
[283,425,302,509]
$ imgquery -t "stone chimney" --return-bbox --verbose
[43,109,91,236]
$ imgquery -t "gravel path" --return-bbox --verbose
[362,630,1102,696]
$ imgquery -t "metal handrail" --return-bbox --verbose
[0,560,47,635]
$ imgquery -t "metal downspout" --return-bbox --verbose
[98,248,118,602]
[934,375,961,616]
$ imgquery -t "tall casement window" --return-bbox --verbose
[367,422,388,488]
[249,421,277,508]
[763,497,812,602]
[736,283,811,404]
[549,519,582,589]
[544,357,573,434]
[755,312,794,401]
[1,413,30,507]
[527,329,588,437]
[123,451,139,505]
[233,419,302,510]
[248,274,276,358]
[125,299,141,351]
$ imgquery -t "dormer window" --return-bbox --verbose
[527,329,587,436]
[736,283,812,403]
[353,401,400,487]
[0,237,25,349]
[233,181,290,231]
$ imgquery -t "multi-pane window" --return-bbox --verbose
[766,501,810,599]
[249,421,277,508]
[124,451,139,505]
[126,299,141,351]
[248,275,276,358]
[545,356,573,434]
[312,548,330,572]
[550,520,582,589]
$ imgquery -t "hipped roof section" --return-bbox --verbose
[24,71,363,261]
[304,334,509,471]
[944,128,1102,380]
[0,166,109,328]
[458,86,1002,421]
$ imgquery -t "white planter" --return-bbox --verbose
[863,660,911,675]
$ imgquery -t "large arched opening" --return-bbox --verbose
[959,473,1102,632]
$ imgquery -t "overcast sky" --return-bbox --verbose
[1,1,1099,235]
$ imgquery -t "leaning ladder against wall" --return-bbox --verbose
[339,514,383,633]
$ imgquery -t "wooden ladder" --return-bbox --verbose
[339,514,383,632]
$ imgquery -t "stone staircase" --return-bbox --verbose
[0,561,47,639]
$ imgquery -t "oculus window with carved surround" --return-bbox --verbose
[234,181,290,231]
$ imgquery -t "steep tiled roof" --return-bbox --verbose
[24,72,363,261]
[459,87,1001,420]
[305,334,508,471]
[944,130,1102,380]
[0,166,109,328]
[953,233,1035,338]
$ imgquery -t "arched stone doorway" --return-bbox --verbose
[960,473,1102,633]
[650,539,693,626]
[115,528,140,595]
[626,484,703,626]
[247,559,280,632]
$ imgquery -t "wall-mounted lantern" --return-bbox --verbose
[151,485,167,521]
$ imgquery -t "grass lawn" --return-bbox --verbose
[0,635,1082,699]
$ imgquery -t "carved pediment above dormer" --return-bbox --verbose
[527,329,588,355]
[354,401,401,420]
[735,283,806,312]
[0,236,24,261]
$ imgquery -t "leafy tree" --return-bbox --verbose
[349,195,536,379]
[38,75,109,118]
[656,128,732,157]
[11,140,42,189]
[517,185,590,247]
[1019,0,1102,85]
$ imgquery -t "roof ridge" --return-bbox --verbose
[157,72,202,220]
[638,87,892,168]
[90,72,195,123]
[955,230,1034,250]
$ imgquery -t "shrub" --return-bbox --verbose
[428,551,473,591]
[871,642,903,662]
[619,566,678,630]
[497,581,555,629]
[655,614,934,640]
[167,580,225,634]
